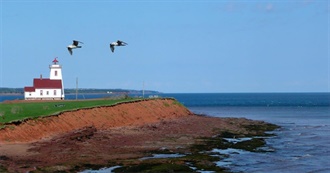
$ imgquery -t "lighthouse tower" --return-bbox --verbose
[50,58,62,79]
[49,58,65,98]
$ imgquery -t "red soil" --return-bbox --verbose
[0,98,268,172]
[0,99,191,143]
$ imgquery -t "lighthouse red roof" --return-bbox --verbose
[24,86,35,92]
[24,79,62,92]
[33,78,62,89]
[52,57,59,64]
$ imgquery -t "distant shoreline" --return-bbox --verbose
[2,92,330,96]
[0,93,23,96]
[0,88,161,95]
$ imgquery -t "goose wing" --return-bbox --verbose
[110,44,115,52]
[117,40,128,46]
[68,47,73,55]
[73,40,83,46]
[121,41,128,45]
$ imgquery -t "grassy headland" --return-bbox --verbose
[0,98,141,124]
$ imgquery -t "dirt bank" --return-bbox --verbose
[0,98,191,143]
[0,98,277,173]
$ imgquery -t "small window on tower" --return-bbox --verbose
[55,71,58,76]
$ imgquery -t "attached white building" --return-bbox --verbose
[24,58,65,100]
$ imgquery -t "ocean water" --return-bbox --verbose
[2,93,330,172]
[160,93,330,173]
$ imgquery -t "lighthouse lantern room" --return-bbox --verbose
[24,58,65,100]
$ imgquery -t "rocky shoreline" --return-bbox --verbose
[0,99,278,172]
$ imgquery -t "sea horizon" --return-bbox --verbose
[1,92,330,103]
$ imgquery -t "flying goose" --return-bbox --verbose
[110,40,128,53]
[67,40,83,55]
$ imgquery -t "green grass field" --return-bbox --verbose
[0,98,140,124]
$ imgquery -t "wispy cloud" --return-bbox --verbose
[222,2,247,12]
[256,2,275,13]
[265,3,274,12]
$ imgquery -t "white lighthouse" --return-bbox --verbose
[49,58,63,80]
[49,58,65,99]
[24,58,65,100]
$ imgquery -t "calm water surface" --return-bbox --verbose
[163,93,330,173]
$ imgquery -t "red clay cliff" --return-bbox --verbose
[0,98,272,172]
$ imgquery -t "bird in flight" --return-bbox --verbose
[67,40,83,55]
[110,40,128,53]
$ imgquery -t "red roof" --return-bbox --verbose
[24,86,35,92]
[53,58,58,64]
[24,79,62,92]
[34,78,62,88]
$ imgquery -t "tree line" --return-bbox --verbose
[0,88,160,94]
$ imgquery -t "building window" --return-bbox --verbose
[55,71,58,76]
[40,90,43,96]
[54,90,57,96]
[46,91,49,95]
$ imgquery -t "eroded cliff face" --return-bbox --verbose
[0,98,277,173]
[0,99,192,143]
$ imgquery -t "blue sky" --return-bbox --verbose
[0,0,329,93]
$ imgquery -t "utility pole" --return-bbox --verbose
[142,81,145,98]
[76,77,78,100]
